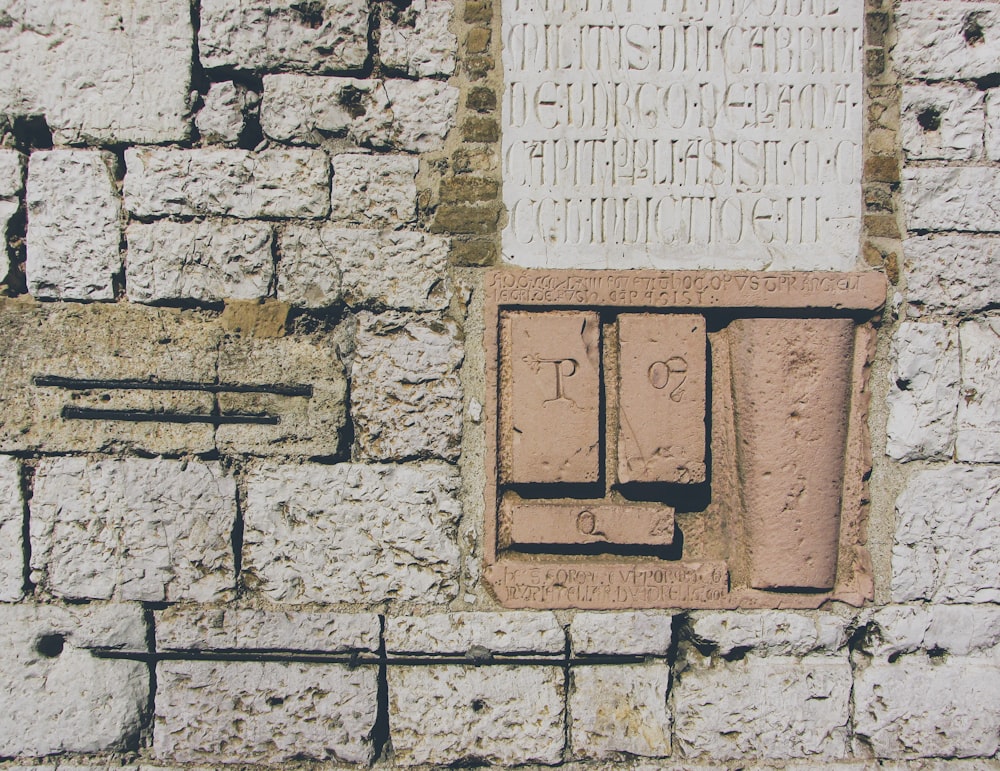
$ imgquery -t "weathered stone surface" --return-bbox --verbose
[243,462,461,604]
[388,665,565,766]
[382,79,459,152]
[895,3,1000,81]
[689,611,850,657]
[278,225,449,310]
[0,0,191,144]
[674,653,851,761]
[0,301,220,455]
[31,457,236,602]
[352,312,463,461]
[570,611,673,656]
[330,153,418,227]
[215,332,348,457]
[155,661,377,764]
[385,612,564,654]
[570,663,671,759]
[156,608,380,652]
[903,167,1000,232]
[380,0,458,77]
[904,235,1000,315]
[0,150,24,249]
[854,655,1000,759]
[957,319,1000,462]
[0,603,148,756]
[986,91,1000,161]
[507,502,674,548]
[886,322,960,461]
[893,465,1000,603]
[26,150,121,301]
[126,220,274,304]
[199,0,369,73]
[867,605,1000,658]
[901,84,984,161]
[0,456,22,602]
[195,82,257,145]
[124,148,330,219]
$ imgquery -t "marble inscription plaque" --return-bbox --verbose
[501,0,864,269]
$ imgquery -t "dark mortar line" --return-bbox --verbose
[231,467,246,596]
[141,606,158,751]
[34,375,313,397]
[371,615,391,762]
[60,407,280,425]
[18,460,34,596]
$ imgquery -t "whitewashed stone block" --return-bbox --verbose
[985,91,1000,161]
[331,153,418,226]
[275,224,343,307]
[854,655,1000,759]
[0,456,22,602]
[155,661,377,764]
[382,79,459,152]
[386,612,564,654]
[388,665,565,766]
[958,318,1000,462]
[124,148,330,219]
[243,462,461,604]
[867,605,1000,658]
[126,220,273,304]
[156,608,380,652]
[352,312,463,461]
[893,465,1000,603]
[380,0,457,77]
[689,611,850,657]
[199,0,369,73]
[674,653,851,761]
[30,457,237,602]
[904,167,1000,232]
[0,0,191,144]
[904,235,1000,315]
[195,82,257,145]
[26,150,121,301]
[0,150,25,199]
[895,3,1000,80]
[886,322,960,461]
[0,603,148,756]
[902,84,984,161]
[570,611,673,656]
[571,663,671,759]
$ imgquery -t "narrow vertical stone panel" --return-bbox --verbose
[500,310,601,484]
[617,313,706,484]
[729,318,855,590]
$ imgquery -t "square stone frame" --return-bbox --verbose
[482,269,887,610]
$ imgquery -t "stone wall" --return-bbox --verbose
[0,0,997,769]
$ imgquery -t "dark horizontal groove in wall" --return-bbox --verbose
[35,375,313,397]
[61,407,280,425]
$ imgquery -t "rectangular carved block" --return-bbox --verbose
[500,310,601,484]
[617,313,706,484]
[507,502,674,547]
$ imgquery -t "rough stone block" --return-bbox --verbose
[124,148,330,219]
[904,235,1000,315]
[688,611,850,657]
[985,91,1000,161]
[388,665,565,766]
[854,655,1000,759]
[199,0,369,73]
[30,457,237,602]
[901,84,984,161]
[352,312,463,462]
[886,322,960,461]
[903,167,1000,232]
[0,150,25,199]
[330,153,418,227]
[570,663,671,760]
[126,220,274,304]
[195,82,257,145]
[957,319,1000,462]
[243,461,462,604]
[867,605,1000,658]
[380,0,458,76]
[675,653,851,761]
[893,465,1000,603]
[278,225,449,310]
[570,611,674,656]
[26,150,122,301]
[383,79,460,152]
[0,301,220,455]
[895,3,1000,80]
[385,612,564,654]
[0,456,23,602]
[156,608,380,652]
[0,0,191,144]
[155,661,377,764]
[215,331,347,457]
[0,603,148,756]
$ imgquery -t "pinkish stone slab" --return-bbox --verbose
[506,502,674,547]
